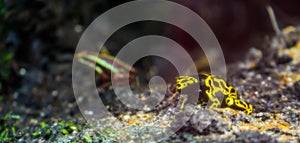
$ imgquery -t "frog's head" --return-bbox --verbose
[226,97,253,114]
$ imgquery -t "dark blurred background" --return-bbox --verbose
[1,0,300,115]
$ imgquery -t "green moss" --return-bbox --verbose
[11,127,16,137]
[2,111,21,120]
[0,137,12,141]
[99,127,118,142]
[0,128,9,140]
[0,112,21,141]
[45,129,51,135]
[41,121,47,129]
[0,111,95,141]
[59,121,65,127]
[32,131,41,137]
[60,129,69,135]
[84,135,92,143]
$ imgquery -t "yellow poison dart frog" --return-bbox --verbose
[176,73,253,114]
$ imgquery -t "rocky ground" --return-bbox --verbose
[2,27,300,143]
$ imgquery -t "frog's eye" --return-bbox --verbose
[225,97,234,106]
[176,83,184,90]
[230,88,236,93]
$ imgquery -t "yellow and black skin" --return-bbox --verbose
[176,73,253,114]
